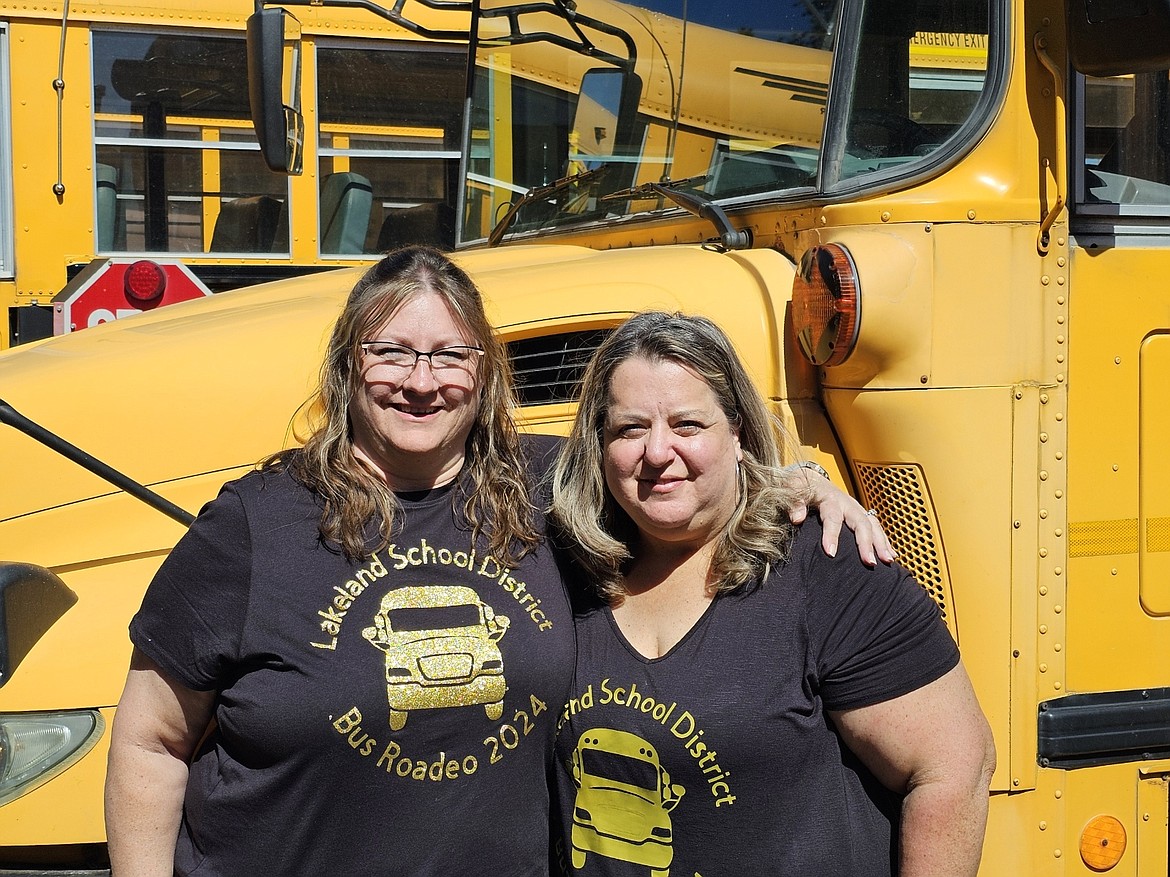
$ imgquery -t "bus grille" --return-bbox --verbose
[854,462,957,644]
[507,329,611,406]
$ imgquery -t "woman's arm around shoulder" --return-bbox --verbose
[829,662,996,877]
[105,648,215,877]
[782,464,896,566]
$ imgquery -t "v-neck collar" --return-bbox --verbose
[602,596,720,664]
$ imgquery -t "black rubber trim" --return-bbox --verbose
[1037,687,1170,769]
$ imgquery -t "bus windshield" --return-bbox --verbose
[461,0,992,244]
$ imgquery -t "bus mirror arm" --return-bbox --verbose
[254,0,473,40]
[0,398,196,527]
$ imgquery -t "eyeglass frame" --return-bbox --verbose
[359,340,486,374]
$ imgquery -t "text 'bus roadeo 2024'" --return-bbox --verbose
[2,0,1170,873]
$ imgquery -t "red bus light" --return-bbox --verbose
[123,260,167,302]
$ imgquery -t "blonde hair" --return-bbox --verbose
[270,247,538,563]
[550,311,809,599]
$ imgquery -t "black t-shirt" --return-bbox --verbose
[131,442,574,876]
[552,516,959,877]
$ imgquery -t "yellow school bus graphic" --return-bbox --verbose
[362,585,510,731]
[569,728,685,876]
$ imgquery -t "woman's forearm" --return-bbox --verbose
[105,650,215,876]
[105,738,190,876]
[898,766,994,877]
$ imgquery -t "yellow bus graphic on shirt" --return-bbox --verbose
[569,728,685,876]
[362,585,509,731]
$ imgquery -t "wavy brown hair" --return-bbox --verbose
[550,311,810,600]
[268,247,538,563]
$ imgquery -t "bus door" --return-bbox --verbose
[1056,63,1170,732]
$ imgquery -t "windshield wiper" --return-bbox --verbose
[603,176,751,250]
[487,165,610,247]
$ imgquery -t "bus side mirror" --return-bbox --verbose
[1067,0,1170,76]
[247,7,304,174]
[572,68,642,189]
[0,563,77,687]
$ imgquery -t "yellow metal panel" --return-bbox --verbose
[1137,772,1169,874]
[805,223,1052,393]
[822,385,1014,792]
[1065,245,1170,692]
[1139,334,1170,613]
[4,1,465,35]
[8,21,96,305]
[983,763,1170,877]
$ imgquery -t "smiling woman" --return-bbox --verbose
[350,293,484,490]
[103,246,575,877]
[549,312,996,876]
[602,357,743,554]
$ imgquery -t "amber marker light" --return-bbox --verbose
[1080,815,1126,871]
[124,259,168,303]
[791,243,860,367]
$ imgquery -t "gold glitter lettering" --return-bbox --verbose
[309,555,389,646]
[570,679,736,807]
[375,738,479,780]
[330,707,378,756]
[387,544,410,570]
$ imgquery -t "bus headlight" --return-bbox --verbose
[0,710,105,805]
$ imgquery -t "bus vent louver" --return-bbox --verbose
[854,462,957,645]
[507,329,612,406]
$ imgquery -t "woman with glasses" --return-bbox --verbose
[104,247,891,876]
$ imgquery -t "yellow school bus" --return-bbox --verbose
[2,0,1170,873]
[0,0,468,348]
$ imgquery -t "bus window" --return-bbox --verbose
[92,30,286,255]
[1078,70,1170,213]
[316,42,465,255]
[0,23,12,278]
[463,0,993,245]
[835,0,990,184]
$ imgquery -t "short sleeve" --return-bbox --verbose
[129,483,253,691]
[800,516,959,711]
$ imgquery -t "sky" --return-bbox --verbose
[629,0,833,43]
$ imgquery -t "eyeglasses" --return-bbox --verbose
[360,341,485,373]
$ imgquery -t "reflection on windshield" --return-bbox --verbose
[462,0,991,244]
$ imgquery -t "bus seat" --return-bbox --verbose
[96,164,119,252]
[320,172,373,254]
[210,195,283,253]
[376,202,455,251]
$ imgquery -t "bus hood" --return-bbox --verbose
[0,243,799,704]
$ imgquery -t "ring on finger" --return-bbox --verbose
[864,508,879,518]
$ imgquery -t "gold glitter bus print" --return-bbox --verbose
[362,585,510,731]
[568,728,685,876]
